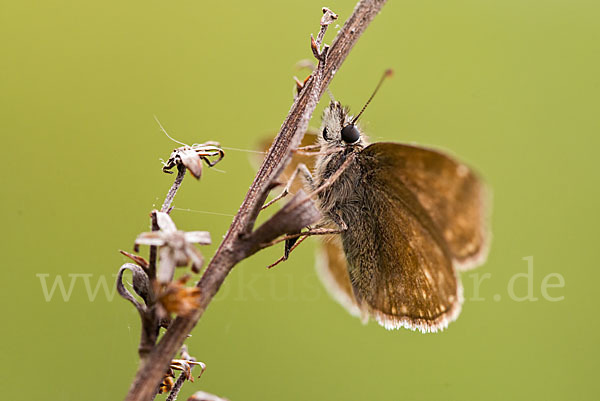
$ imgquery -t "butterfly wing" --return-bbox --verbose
[330,144,466,332]
[362,142,490,271]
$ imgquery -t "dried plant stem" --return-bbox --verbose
[143,165,187,355]
[148,166,186,282]
[148,213,159,282]
[124,1,386,400]
[165,373,186,401]
[162,165,187,213]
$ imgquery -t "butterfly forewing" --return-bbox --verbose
[335,150,462,332]
[362,143,489,271]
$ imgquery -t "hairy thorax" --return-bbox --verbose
[314,145,365,229]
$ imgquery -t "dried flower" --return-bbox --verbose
[188,391,229,401]
[116,263,154,310]
[135,212,211,283]
[162,143,224,179]
[158,346,206,396]
[170,358,206,382]
[158,275,201,317]
[158,373,175,394]
[154,116,224,179]
[119,250,149,269]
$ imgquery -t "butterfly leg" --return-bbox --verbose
[266,235,310,269]
[279,212,346,264]
[294,144,322,152]
[261,163,314,210]
[266,227,344,269]
[309,152,356,197]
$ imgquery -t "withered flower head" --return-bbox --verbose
[154,116,224,179]
[158,373,175,394]
[170,358,206,382]
[135,212,211,283]
[158,275,201,317]
[162,143,225,179]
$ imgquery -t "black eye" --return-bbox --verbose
[322,127,329,140]
[341,124,360,143]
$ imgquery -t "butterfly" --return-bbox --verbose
[261,72,490,333]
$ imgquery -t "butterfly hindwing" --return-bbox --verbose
[315,235,365,320]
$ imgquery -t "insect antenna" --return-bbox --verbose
[326,87,336,103]
[351,69,393,124]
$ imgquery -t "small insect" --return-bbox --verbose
[265,70,490,333]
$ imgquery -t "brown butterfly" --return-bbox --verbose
[263,72,490,333]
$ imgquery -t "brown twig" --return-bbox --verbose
[123,1,387,400]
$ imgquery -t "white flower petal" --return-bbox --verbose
[135,232,167,246]
[187,246,205,273]
[180,149,203,179]
[184,231,211,245]
[173,248,190,266]
[156,212,178,233]
[157,247,176,283]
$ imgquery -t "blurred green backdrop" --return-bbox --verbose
[1,0,599,400]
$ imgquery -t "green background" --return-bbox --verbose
[2,0,598,400]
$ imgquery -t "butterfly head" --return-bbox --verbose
[319,70,393,150]
[320,101,365,148]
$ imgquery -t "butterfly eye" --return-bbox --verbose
[322,127,329,140]
[341,124,360,143]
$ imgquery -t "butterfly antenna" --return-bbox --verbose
[326,87,336,102]
[351,69,393,124]
[153,115,188,146]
